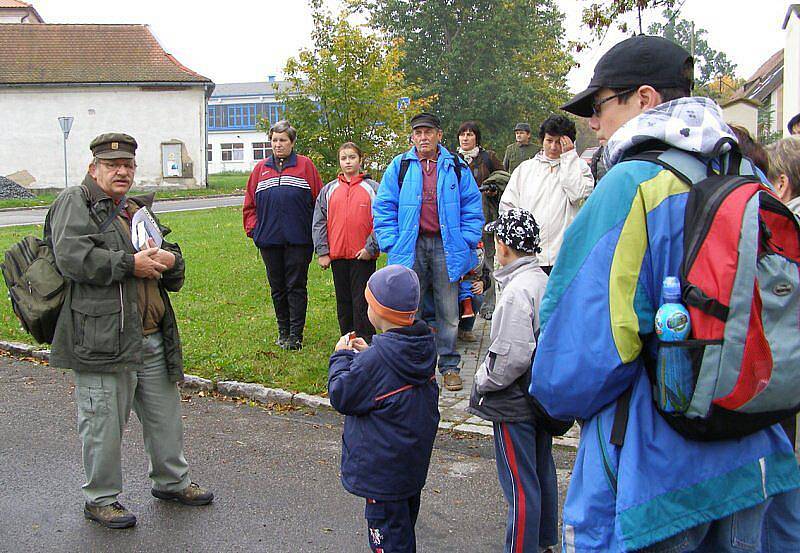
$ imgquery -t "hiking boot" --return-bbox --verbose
[84,501,137,529]
[283,336,303,351]
[152,482,214,506]
[442,371,463,391]
[460,298,475,319]
[458,329,477,342]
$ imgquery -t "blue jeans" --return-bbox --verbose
[493,421,559,552]
[636,490,800,552]
[413,234,460,373]
[761,487,800,552]
[422,289,484,332]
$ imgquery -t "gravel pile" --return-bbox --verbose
[0,176,35,200]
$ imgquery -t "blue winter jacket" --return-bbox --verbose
[530,98,800,552]
[372,145,484,283]
[328,321,440,501]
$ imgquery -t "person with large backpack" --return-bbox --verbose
[372,112,484,392]
[531,36,800,551]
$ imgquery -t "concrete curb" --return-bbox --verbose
[0,339,578,446]
[0,340,332,412]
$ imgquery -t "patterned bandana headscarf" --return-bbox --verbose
[485,208,541,254]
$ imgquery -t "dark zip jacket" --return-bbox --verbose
[328,321,440,501]
[243,152,323,247]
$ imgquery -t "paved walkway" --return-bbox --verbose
[437,315,580,449]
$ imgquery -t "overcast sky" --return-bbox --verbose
[30,0,791,92]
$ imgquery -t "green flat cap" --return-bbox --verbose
[90,133,137,159]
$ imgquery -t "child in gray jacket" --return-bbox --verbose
[466,208,558,553]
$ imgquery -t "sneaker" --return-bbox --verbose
[274,335,289,348]
[479,304,494,320]
[84,501,137,529]
[151,482,214,506]
[442,371,463,391]
[458,329,477,342]
[460,298,474,319]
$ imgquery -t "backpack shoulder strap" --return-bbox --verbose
[625,146,709,186]
[397,159,411,192]
[451,156,463,182]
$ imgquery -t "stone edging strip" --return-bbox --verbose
[0,339,578,447]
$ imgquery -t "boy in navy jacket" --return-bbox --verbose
[328,265,440,553]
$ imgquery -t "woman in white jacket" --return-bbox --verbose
[499,114,594,274]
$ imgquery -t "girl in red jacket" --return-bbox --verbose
[312,143,380,342]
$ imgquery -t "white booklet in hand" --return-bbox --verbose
[130,207,163,252]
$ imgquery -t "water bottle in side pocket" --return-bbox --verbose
[655,276,694,413]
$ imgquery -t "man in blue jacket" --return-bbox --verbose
[373,112,484,391]
[532,36,800,551]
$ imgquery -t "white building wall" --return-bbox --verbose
[0,85,208,189]
[0,10,31,23]
[784,8,800,137]
[722,102,759,136]
[208,129,270,174]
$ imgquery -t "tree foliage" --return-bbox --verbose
[581,0,675,39]
[647,8,737,101]
[270,0,424,181]
[347,0,573,151]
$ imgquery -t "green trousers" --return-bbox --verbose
[73,332,190,506]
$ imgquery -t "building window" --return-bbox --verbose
[208,102,286,131]
[253,142,272,160]
[207,144,212,162]
[221,143,244,161]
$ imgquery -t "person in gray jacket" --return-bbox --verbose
[48,133,213,530]
[467,208,557,553]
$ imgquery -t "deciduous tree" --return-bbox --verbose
[268,1,424,180]
[348,0,573,151]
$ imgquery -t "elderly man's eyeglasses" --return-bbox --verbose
[98,160,136,171]
[591,88,636,116]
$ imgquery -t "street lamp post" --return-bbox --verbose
[58,116,74,188]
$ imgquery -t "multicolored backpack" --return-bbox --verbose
[613,140,800,443]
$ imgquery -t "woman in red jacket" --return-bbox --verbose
[312,143,380,343]
[243,121,323,350]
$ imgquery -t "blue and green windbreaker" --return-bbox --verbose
[530,97,800,552]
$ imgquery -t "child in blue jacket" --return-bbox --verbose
[328,264,440,553]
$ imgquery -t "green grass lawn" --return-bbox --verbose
[0,206,348,395]
[0,173,248,210]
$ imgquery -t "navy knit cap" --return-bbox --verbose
[365,265,420,326]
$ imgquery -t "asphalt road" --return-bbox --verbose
[0,195,244,228]
[0,355,574,553]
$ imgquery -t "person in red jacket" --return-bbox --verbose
[312,142,380,343]
[243,120,323,350]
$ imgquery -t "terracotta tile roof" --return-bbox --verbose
[0,24,212,85]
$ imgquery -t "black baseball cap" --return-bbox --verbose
[561,35,694,118]
[410,112,442,130]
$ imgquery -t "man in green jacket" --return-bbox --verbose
[47,133,213,529]
[502,123,537,175]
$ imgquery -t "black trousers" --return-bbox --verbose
[259,245,313,340]
[331,258,376,342]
